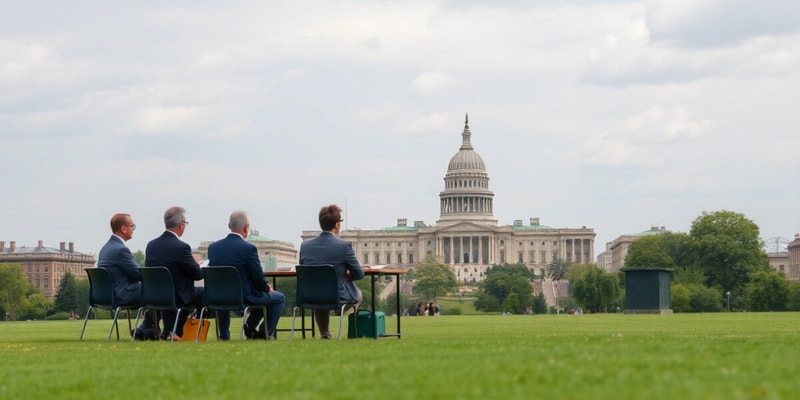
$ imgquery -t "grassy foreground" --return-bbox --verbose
[1,313,798,399]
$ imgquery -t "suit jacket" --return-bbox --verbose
[145,231,203,306]
[96,235,141,305]
[207,233,270,305]
[299,231,365,303]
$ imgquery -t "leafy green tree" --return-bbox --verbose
[660,232,693,268]
[133,250,146,266]
[475,264,533,312]
[54,272,79,313]
[672,266,706,286]
[689,285,722,312]
[23,292,54,320]
[624,235,674,269]
[413,255,458,300]
[532,292,547,314]
[689,210,769,296]
[473,291,501,312]
[570,266,620,313]
[74,277,91,318]
[788,283,800,311]
[0,264,36,321]
[670,284,691,312]
[502,292,521,314]
[546,258,571,281]
[745,270,789,311]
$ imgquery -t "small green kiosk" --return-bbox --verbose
[622,267,673,314]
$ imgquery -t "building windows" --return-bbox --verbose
[363,253,369,264]
[397,253,403,264]
[409,253,414,264]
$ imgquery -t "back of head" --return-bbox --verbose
[164,206,186,229]
[110,213,130,234]
[318,204,342,231]
[228,210,249,234]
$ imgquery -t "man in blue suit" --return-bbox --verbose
[97,213,156,337]
[208,210,285,339]
[299,204,365,339]
[145,206,203,340]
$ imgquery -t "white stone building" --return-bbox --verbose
[301,115,595,283]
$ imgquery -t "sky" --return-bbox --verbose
[2,0,799,259]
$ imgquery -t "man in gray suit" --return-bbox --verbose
[96,213,156,337]
[298,204,365,339]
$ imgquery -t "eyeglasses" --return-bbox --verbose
[125,224,136,230]
[338,219,344,222]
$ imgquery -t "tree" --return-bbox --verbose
[0,264,35,321]
[133,250,146,266]
[473,291,501,312]
[546,258,571,281]
[54,272,79,313]
[745,270,789,311]
[689,210,769,295]
[532,292,547,314]
[624,235,675,269]
[413,255,457,300]
[689,285,723,312]
[788,283,800,312]
[570,266,620,313]
[475,264,534,313]
[670,284,691,312]
[23,292,54,320]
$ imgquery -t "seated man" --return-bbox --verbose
[145,206,204,340]
[97,213,158,339]
[298,204,365,339]
[208,210,285,339]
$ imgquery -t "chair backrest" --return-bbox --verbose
[201,266,246,310]
[139,266,178,311]
[295,265,341,309]
[85,268,114,308]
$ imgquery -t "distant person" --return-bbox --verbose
[298,204,365,339]
[97,213,157,339]
[208,210,285,339]
[145,206,203,340]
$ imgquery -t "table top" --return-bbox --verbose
[264,267,406,277]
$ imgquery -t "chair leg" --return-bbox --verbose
[171,309,183,342]
[79,306,95,340]
[132,307,146,342]
[240,307,250,341]
[352,305,359,339]
[196,307,206,343]
[108,307,122,341]
[337,305,348,340]
[290,306,299,341]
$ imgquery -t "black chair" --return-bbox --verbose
[133,266,193,342]
[290,265,359,340]
[197,266,268,342]
[80,268,140,341]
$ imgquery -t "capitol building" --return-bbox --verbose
[302,115,595,283]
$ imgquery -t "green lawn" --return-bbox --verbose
[2,313,798,399]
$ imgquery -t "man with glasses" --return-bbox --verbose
[97,213,157,339]
[145,206,203,340]
[298,204,365,339]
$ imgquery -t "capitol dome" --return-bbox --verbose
[447,115,486,172]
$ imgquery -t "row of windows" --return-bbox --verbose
[445,179,487,189]
[362,252,415,265]
[362,242,415,248]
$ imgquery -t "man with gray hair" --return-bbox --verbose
[145,206,203,340]
[208,210,285,339]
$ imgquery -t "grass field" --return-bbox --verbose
[2,313,798,399]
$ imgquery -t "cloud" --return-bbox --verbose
[411,71,454,95]
[646,0,800,48]
[582,106,715,167]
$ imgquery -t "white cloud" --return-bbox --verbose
[411,72,454,96]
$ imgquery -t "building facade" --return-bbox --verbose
[783,234,800,281]
[301,115,595,283]
[598,226,669,273]
[195,230,298,271]
[0,240,95,297]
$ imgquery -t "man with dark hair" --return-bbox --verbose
[97,213,157,338]
[145,206,203,340]
[208,210,285,339]
[298,204,365,339]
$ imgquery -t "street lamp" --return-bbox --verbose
[726,291,731,312]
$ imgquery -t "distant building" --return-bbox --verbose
[195,230,298,271]
[0,240,95,297]
[600,226,669,273]
[301,115,595,283]
[784,234,800,281]
[767,252,793,280]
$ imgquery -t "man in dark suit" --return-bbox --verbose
[208,210,285,339]
[145,206,203,340]
[97,213,156,337]
[298,204,365,339]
